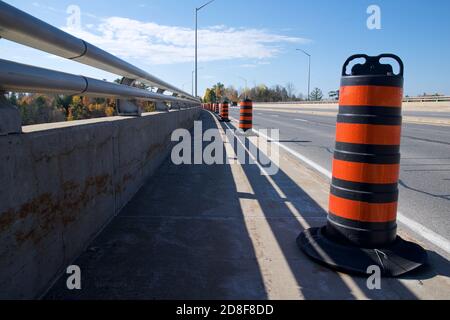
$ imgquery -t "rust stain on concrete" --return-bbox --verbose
[0,174,111,246]
[146,143,165,161]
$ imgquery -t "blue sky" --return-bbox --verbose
[1,0,449,97]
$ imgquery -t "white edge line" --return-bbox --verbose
[228,116,450,255]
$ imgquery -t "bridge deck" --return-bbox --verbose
[45,111,450,300]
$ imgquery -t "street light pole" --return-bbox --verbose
[296,49,311,101]
[192,70,195,96]
[192,67,203,97]
[195,9,198,97]
[195,0,216,98]
[238,76,248,99]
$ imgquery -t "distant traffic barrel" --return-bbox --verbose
[220,101,230,122]
[239,99,253,132]
[297,54,427,276]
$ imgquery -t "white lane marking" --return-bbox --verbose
[255,128,332,180]
[256,128,450,255]
[295,119,308,122]
[229,116,450,254]
[395,214,450,254]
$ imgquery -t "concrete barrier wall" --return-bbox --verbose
[0,108,200,299]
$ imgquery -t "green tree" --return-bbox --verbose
[203,88,217,103]
[310,88,323,101]
[55,95,73,117]
[8,92,17,105]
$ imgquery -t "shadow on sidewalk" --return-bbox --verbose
[44,110,447,300]
[45,111,266,300]
[221,119,432,300]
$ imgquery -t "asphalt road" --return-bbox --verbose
[229,107,450,241]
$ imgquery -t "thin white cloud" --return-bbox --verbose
[240,64,258,68]
[62,16,310,65]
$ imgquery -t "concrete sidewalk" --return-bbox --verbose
[45,111,450,300]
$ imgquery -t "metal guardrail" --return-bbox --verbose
[256,96,450,105]
[0,59,193,104]
[403,96,450,102]
[0,1,200,115]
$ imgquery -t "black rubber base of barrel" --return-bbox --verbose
[220,118,231,122]
[298,227,427,277]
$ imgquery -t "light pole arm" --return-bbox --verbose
[195,0,216,98]
[296,48,311,101]
[197,0,216,11]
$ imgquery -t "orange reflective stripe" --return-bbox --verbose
[240,102,253,107]
[240,116,253,121]
[332,159,399,184]
[240,124,252,129]
[336,123,401,145]
[339,86,403,107]
[329,194,397,223]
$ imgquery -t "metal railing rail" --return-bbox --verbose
[0,1,199,104]
[0,59,195,104]
[255,96,450,105]
[403,96,450,102]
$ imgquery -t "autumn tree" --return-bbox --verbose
[224,86,239,102]
[212,83,225,101]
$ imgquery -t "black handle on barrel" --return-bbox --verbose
[342,54,404,77]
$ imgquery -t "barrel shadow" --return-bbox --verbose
[223,120,421,300]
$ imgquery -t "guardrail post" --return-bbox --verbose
[116,78,142,116]
[155,89,169,111]
[172,93,182,110]
[0,93,22,136]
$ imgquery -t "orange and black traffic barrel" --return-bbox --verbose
[220,100,230,122]
[239,99,253,132]
[297,54,427,276]
[215,103,220,114]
